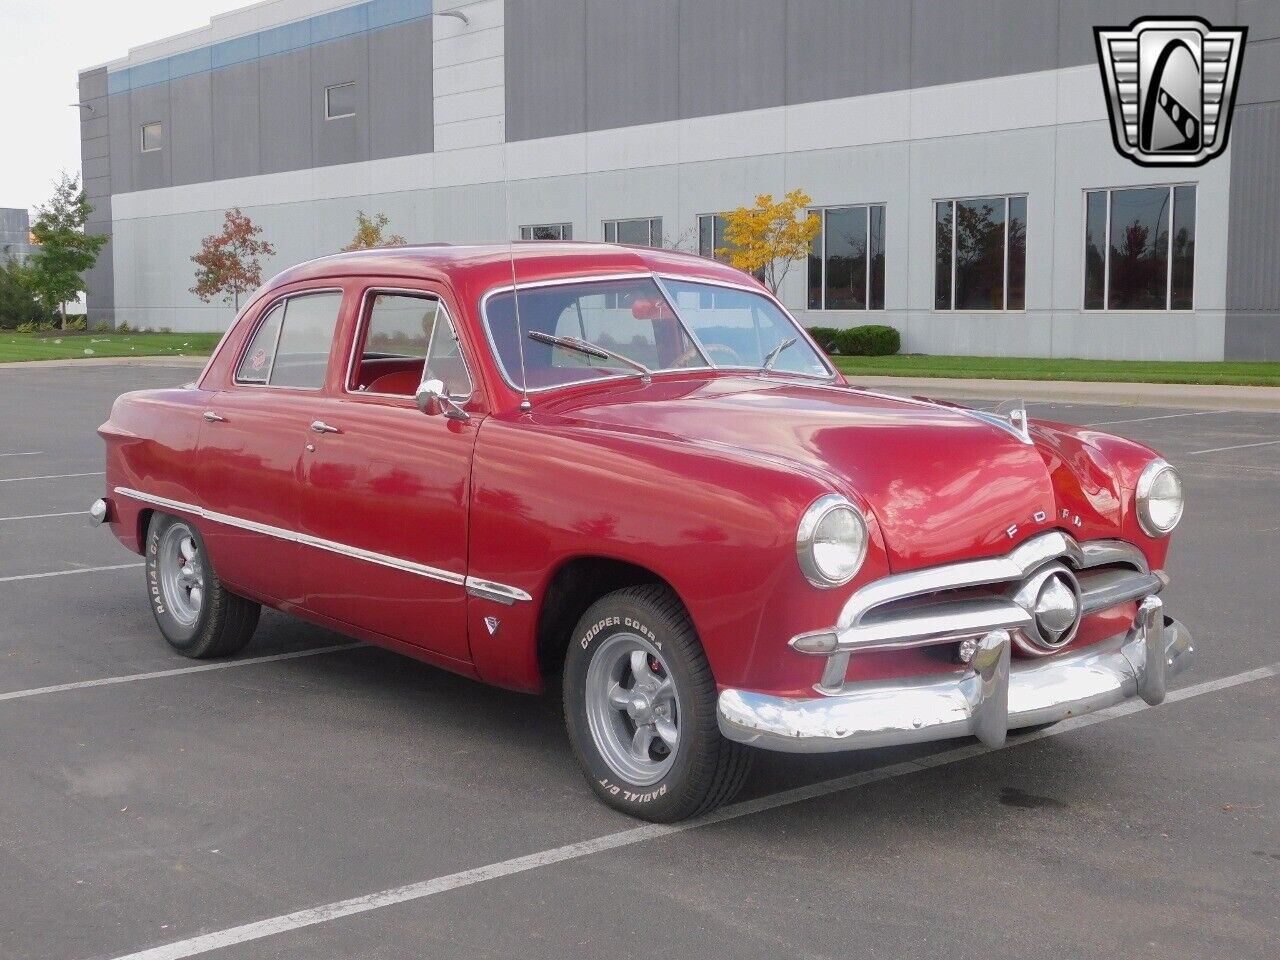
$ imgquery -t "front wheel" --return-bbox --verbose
[562,584,751,822]
[146,513,260,659]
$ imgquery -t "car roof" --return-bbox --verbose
[261,241,761,294]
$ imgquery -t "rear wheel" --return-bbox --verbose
[562,584,751,822]
[146,513,259,659]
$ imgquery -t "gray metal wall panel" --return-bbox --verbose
[678,0,786,118]
[910,0,1058,88]
[786,0,911,103]
[83,175,113,198]
[1238,38,1280,105]
[1058,0,1237,65]
[585,0,678,130]
[1226,102,1280,311]
[1238,0,1280,40]
[79,112,109,141]
[78,69,114,326]
[79,69,107,101]
[81,135,111,161]
[169,73,214,186]
[311,34,370,168]
[129,84,171,191]
[84,218,115,328]
[505,0,586,141]
[212,61,261,181]
[1224,315,1280,360]
[107,92,133,194]
[82,156,111,181]
[370,16,434,159]
[260,48,313,174]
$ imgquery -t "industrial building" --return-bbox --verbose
[78,0,1280,359]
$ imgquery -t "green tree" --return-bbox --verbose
[342,210,407,251]
[190,208,276,313]
[28,172,109,330]
[0,257,52,329]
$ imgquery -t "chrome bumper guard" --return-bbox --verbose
[718,596,1194,753]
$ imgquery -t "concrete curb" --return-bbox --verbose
[849,376,1280,412]
[0,356,209,370]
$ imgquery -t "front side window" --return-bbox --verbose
[934,195,1026,311]
[520,223,572,241]
[1084,185,1194,310]
[352,292,472,399]
[140,122,162,153]
[807,205,886,311]
[325,82,356,120]
[604,217,662,247]
[483,277,829,392]
[234,291,342,390]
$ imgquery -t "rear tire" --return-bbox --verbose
[145,513,259,659]
[562,584,751,822]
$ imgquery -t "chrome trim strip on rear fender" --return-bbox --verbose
[114,487,531,604]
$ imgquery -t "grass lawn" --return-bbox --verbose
[0,331,223,364]
[832,354,1280,387]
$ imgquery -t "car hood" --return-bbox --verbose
[544,376,1061,571]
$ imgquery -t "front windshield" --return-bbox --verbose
[484,276,831,391]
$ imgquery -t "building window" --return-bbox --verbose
[325,82,357,120]
[807,205,886,311]
[934,195,1026,311]
[697,214,729,260]
[140,122,163,153]
[604,217,662,247]
[520,223,572,240]
[1084,185,1194,311]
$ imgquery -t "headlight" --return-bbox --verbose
[796,494,868,588]
[1136,459,1184,537]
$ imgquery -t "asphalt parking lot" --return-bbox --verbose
[1,363,1277,960]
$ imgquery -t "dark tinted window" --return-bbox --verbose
[605,217,662,246]
[1084,191,1108,310]
[1007,196,1026,311]
[935,201,952,310]
[806,205,886,311]
[868,204,886,310]
[955,198,1006,310]
[1171,185,1196,310]
[1107,187,1170,310]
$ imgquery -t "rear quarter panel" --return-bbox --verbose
[100,388,213,552]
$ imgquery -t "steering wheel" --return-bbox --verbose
[676,342,743,368]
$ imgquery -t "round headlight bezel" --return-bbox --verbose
[796,494,869,588]
[1136,458,1184,537]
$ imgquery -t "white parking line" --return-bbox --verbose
[1082,411,1221,427]
[105,661,1280,960]
[0,451,42,457]
[0,643,363,703]
[1186,439,1280,456]
[0,511,86,522]
[0,562,142,583]
[0,471,105,483]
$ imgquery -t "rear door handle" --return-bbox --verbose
[202,411,226,423]
[310,420,341,434]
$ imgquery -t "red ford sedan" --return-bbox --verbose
[93,243,1192,821]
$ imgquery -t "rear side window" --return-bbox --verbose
[234,292,343,389]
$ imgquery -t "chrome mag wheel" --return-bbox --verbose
[157,522,205,626]
[585,632,680,786]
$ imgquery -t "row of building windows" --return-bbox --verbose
[524,185,1197,312]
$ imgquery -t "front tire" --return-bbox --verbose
[145,513,260,659]
[562,584,751,822]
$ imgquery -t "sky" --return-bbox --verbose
[0,0,243,213]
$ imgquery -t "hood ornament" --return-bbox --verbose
[968,398,1032,444]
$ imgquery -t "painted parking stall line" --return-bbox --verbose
[0,511,88,522]
[1185,439,1280,456]
[0,643,363,703]
[0,451,43,458]
[102,661,1280,960]
[0,562,143,584]
[0,471,105,483]
[1082,410,1223,427]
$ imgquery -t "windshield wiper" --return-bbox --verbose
[761,337,797,372]
[528,331,652,384]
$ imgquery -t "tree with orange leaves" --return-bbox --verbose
[718,189,821,295]
[190,208,276,313]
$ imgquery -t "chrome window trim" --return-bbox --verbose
[344,287,476,403]
[231,287,346,391]
[114,487,531,604]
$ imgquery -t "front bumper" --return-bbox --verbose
[718,596,1194,753]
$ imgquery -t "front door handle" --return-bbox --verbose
[202,411,226,423]
[310,420,341,434]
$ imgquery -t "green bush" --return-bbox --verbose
[804,326,842,353]
[833,324,900,357]
[0,257,53,330]
[92,320,110,332]
[67,316,87,331]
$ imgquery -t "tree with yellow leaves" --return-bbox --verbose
[342,210,407,252]
[717,189,821,295]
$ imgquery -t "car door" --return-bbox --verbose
[296,285,480,662]
[196,287,346,607]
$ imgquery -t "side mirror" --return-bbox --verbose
[415,378,470,421]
